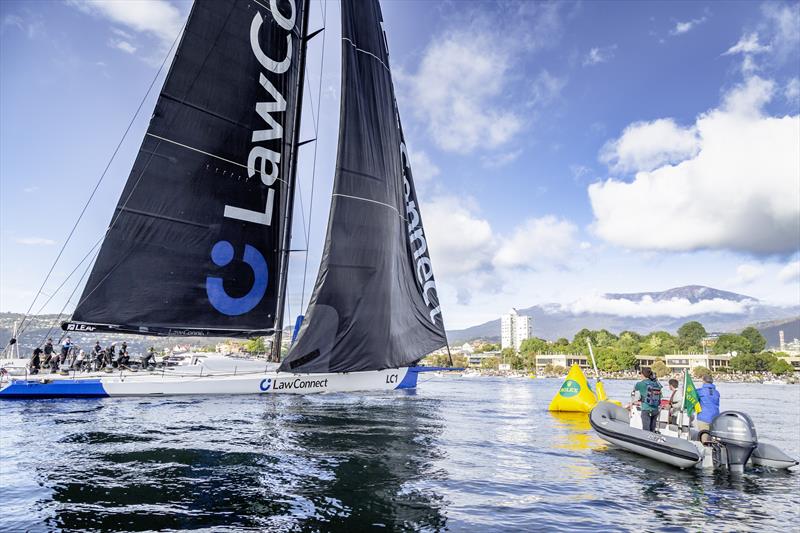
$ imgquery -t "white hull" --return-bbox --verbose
[0,367,423,398]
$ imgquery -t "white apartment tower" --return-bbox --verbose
[501,308,533,352]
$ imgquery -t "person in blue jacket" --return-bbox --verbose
[696,374,721,432]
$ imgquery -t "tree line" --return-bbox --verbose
[426,321,795,376]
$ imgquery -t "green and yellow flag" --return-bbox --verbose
[683,370,702,416]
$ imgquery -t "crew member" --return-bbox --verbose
[696,374,720,432]
[633,367,662,432]
[29,346,43,374]
[142,347,157,368]
[60,337,72,364]
[43,338,54,368]
[660,378,680,424]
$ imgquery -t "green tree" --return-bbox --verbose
[595,329,619,347]
[481,356,500,370]
[615,332,641,357]
[570,328,595,354]
[614,351,638,371]
[740,326,766,353]
[677,321,706,351]
[640,331,678,356]
[245,337,266,353]
[451,354,468,368]
[519,337,548,355]
[770,358,795,376]
[692,366,712,379]
[596,347,622,371]
[651,359,671,378]
[713,334,751,355]
[509,354,526,370]
[554,337,570,348]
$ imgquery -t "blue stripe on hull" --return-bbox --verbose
[0,379,108,399]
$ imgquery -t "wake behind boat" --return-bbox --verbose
[2,0,454,399]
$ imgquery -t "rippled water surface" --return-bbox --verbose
[1,377,799,531]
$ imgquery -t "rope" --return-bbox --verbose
[15,25,185,339]
[300,0,327,310]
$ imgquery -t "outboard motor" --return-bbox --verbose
[710,411,758,472]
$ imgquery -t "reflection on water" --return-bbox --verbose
[1,378,798,531]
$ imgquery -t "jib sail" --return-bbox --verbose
[64,0,306,337]
[279,0,447,373]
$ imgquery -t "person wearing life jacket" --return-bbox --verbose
[60,337,73,365]
[659,378,681,424]
[633,367,662,432]
[696,374,721,432]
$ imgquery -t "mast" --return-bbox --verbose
[272,0,312,362]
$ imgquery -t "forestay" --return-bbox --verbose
[280,0,447,373]
[64,0,305,338]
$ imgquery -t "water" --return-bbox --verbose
[1,377,799,532]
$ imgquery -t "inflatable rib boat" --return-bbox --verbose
[590,401,798,471]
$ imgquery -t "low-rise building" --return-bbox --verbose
[534,354,589,371]
[663,353,731,371]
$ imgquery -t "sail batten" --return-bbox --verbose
[65,0,306,338]
[279,0,447,374]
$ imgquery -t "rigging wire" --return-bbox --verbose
[299,0,328,311]
[14,23,185,341]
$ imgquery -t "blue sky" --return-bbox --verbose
[1,0,798,330]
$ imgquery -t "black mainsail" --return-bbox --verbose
[64,0,306,338]
[279,0,447,373]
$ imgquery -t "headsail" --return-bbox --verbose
[64,0,306,337]
[279,0,447,373]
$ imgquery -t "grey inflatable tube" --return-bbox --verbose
[590,401,703,469]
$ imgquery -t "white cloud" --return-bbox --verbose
[583,45,616,66]
[731,263,765,285]
[111,39,137,54]
[529,70,567,107]
[422,196,494,278]
[670,17,706,36]
[408,149,439,185]
[570,164,592,182]
[762,3,800,61]
[786,78,800,104]
[589,76,800,255]
[68,0,181,45]
[599,118,700,173]
[778,260,800,284]
[560,294,755,318]
[405,30,521,153]
[1,13,44,39]
[723,33,771,56]
[22,186,39,193]
[481,149,522,168]
[493,216,578,270]
[16,237,56,246]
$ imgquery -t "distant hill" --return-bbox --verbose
[446,285,799,344]
[752,317,800,349]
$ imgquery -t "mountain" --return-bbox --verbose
[446,285,799,344]
[605,285,754,304]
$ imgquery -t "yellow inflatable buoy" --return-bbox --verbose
[548,364,598,413]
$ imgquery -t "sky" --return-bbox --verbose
[1,0,799,330]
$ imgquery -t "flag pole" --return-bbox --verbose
[587,340,607,401]
[680,368,689,430]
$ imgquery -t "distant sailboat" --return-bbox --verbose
[1,0,450,398]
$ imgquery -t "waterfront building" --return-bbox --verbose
[467,350,502,367]
[534,354,590,371]
[501,308,533,352]
[663,353,732,371]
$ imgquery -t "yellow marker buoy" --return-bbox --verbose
[548,364,598,412]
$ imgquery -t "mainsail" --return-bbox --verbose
[279,0,447,373]
[64,0,306,337]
